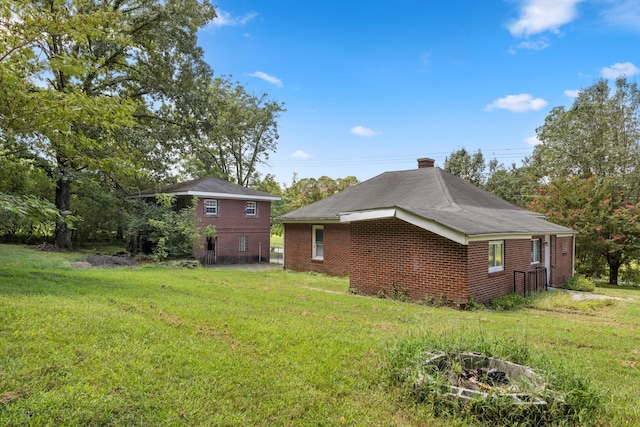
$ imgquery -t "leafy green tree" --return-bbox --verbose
[254,174,285,235]
[282,175,360,212]
[534,77,640,198]
[484,162,540,207]
[444,148,487,187]
[0,0,216,249]
[529,176,640,284]
[127,194,199,261]
[0,193,61,240]
[530,77,640,283]
[70,174,136,245]
[181,77,286,186]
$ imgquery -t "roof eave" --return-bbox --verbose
[128,191,280,201]
[338,207,577,245]
[278,217,341,224]
[340,207,469,245]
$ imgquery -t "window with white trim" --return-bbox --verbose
[239,236,248,252]
[531,239,541,264]
[488,240,504,273]
[312,225,324,260]
[245,201,257,216]
[204,199,217,215]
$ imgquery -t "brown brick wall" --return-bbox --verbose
[467,239,540,303]
[550,235,573,287]
[193,197,272,263]
[349,218,469,304]
[283,219,574,304]
[283,223,351,276]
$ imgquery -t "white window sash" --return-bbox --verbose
[312,225,324,260]
[488,240,504,273]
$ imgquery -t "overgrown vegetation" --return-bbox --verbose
[1,245,639,426]
[564,275,597,292]
[386,334,602,426]
[489,292,530,311]
[126,194,200,261]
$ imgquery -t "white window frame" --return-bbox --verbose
[245,201,257,217]
[312,225,324,260]
[239,236,248,252]
[204,199,218,215]
[531,238,541,264]
[488,240,504,273]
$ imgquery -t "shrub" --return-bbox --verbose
[127,194,200,261]
[620,264,640,286]
[489,292,529,311]
[564,275,595,292]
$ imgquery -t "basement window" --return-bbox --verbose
[488,240,504,273]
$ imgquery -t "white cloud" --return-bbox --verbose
[600,0,640,30]
[564,89,580,97]
[516,38,549,50]
[350,125,379,137]
[524,136,541,145]
[249,71,283,87]
[485,94,548,113]
[601,62,640,79]
[291,150,310,159]
[507,0,583,37]
[210,9,257,28]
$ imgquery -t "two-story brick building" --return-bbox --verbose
[132,177,280,264]
[278,159,576,305]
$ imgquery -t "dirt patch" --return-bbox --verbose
[374,322,398,330]
[73,255,137,268]
[0,390,28,404]
[30,243,64,252]
[567,291,626,301]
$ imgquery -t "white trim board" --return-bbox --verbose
[338,207,565,246]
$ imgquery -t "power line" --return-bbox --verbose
[267,147,534,168]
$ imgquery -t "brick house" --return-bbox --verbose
[278,158,575,305]
[132,177,280,264]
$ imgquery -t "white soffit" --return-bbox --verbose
[340,208,469,246]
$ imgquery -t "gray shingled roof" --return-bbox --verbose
[278,167,573,237]
[130,177,280,201]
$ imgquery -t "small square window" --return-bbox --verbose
[488,240,504,273]
[239,236,248,252]
[531,239,541,264]
[204,199,217,215]
[245,201,257,216]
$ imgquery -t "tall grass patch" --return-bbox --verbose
[385,333,602,426]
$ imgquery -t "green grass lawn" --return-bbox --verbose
[270,234,283,247]
[1,244,639,426]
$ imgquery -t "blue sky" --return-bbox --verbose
[197,0,639,186]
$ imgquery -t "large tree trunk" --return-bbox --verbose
[54,178,73,250]
[606,252,622,285]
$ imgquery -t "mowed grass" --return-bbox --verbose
[0,244,639,426]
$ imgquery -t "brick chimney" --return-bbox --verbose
[417,157,435,168]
